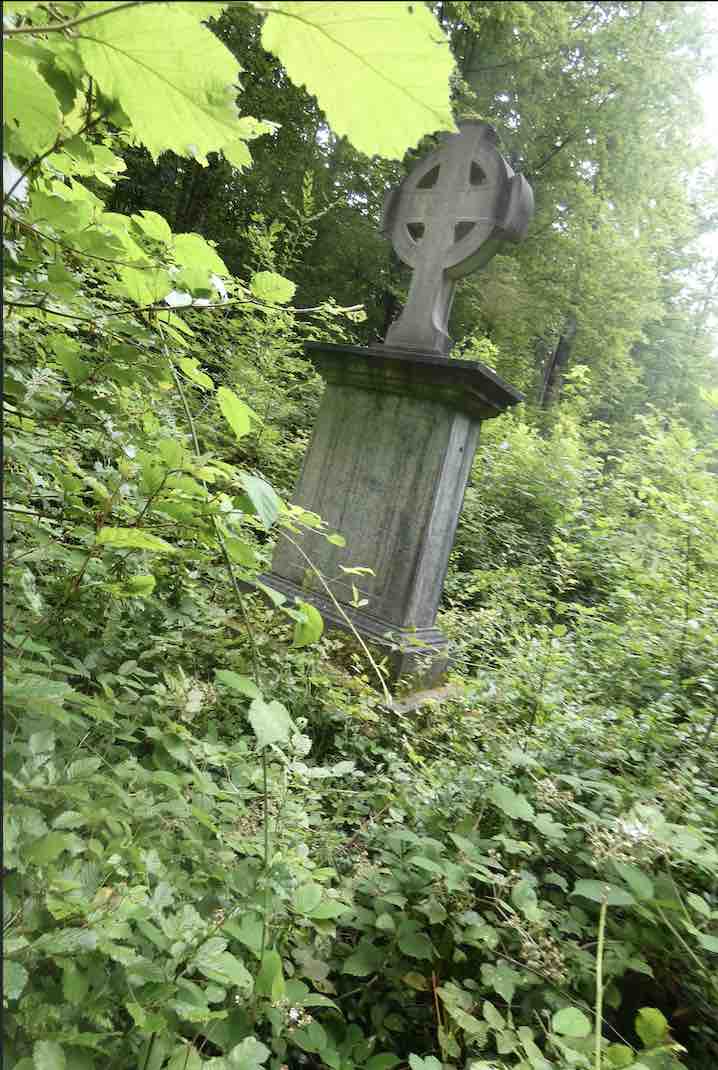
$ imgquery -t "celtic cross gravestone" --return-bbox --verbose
[264,121,534,689]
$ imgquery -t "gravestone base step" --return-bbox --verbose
[259,572,450,691]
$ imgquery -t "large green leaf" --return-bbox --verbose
[4,960,28,1002]
[76,6,243,162]
[240,473,282,528]
[551,1007,592,1038]
[488,783,535,821]
[248,696,293,748]
[258,1,456,158]
[292,600,324,648]
[217,387,253,442]
[97,527,176,553]
[250,270,296,304]
[3,54,62,156]
[33,1041,66,1070]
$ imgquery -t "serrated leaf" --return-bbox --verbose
[258,2,456,158]
[33,1040,66,1070]
[97,527,175,553]
[132,209,173,244]
[250,270,296,304]
[26,831,71,864]
[551,1007,592,1038]
[217,386,253,441]
[488,783,535,821]
[343,938,383,976]
[292,600,324,648]
[215,670,261,699]
[248,696,293,748]
[612,862,654,901]
[3,960,28,1001]
[397,929,434,961]
[240,473,282,528]
[77,7,243,162]
[4,55,62,155]
[62,962,89,1005]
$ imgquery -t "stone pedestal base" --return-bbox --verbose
[266,342,522,692]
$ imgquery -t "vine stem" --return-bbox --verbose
[161,326,272,987]
[3,1,145,36]
[594,898,608,1070]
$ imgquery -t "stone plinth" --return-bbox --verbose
[262,342,522,688]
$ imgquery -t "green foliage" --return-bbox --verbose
[3,4,718,1070]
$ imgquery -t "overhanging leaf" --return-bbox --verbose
[258,2,456,158]
[3,54,62,155]
[77,6,243,162]
[250,270,296,304]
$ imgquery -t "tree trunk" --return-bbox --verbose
[540,313,577,406]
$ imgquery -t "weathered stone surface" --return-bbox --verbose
[263,343,523,686]
[382,120,534,354]
[262,124,533,691]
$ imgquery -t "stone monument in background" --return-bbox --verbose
[264,121,534,689]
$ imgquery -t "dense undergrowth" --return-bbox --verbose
[4,3,718,1070]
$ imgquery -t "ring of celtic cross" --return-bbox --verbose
[382,120,533,354]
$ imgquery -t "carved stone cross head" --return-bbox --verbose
[382,120,534,354]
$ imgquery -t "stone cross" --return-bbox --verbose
[382,120,534,354]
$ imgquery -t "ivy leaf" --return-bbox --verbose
[551,1007,592,1038]
[250,270,296,304]
[33,1040,66,1070]
[76,6,243,162]
[240,473,282,528]
[248,696,293,748]
[217,386,253,441]
[3,54,62,155]
[488,783,535,821]
[258,2,456,158]
[97,528,176,554]
[292,600,324,648]
[3,960,28,1002]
